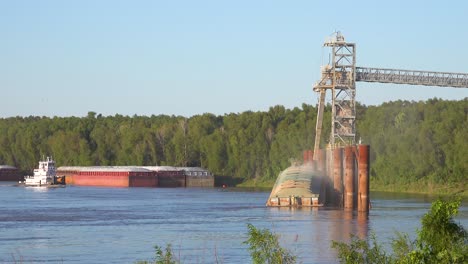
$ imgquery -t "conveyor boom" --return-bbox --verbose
[356,67,468,88]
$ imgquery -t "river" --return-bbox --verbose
[0,182,466,263]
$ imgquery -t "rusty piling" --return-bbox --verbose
[303,150,310,164]
[317,149,326,173]
[333,148,343,206]
[344,146,355,209]
[357,144,370,212]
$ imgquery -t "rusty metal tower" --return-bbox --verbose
[313,32,356,156]
[312,32,468,157]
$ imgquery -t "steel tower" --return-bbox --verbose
[312,32,468,157]
[313,32,356,156]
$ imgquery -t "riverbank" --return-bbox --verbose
[236,178,467,197]
[370,179,467,197]
[235,178,276,190]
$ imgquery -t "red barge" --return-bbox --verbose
[57,166,214,188]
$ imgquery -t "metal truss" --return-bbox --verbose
[356,67,468,88]
[313,33,468,159]
[313,32,356,156]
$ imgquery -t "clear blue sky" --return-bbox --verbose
[1,0,467,118]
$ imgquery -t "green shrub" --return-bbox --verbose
[332,198,468,264]
[244,223,296,264]
[331,233,389,263]
[136,244,179,264]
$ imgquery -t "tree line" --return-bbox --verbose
[0,98,466,186]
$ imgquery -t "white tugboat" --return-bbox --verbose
[22,156,65,187]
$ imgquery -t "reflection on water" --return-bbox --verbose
[261,206,372,262]
[25,186,49,193]
[0,184,466,263]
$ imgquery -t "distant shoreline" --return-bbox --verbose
[236,178,468,197]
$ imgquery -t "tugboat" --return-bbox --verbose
[21,156,66,187]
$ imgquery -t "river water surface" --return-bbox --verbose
[0,182,467,263]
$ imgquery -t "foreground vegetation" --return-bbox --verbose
[136,223,296,264]
[136,198,467,263]
[1,98,466,193]
[332,198,467,263]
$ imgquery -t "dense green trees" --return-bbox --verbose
[358,99,467,189]
[0,98,466,189]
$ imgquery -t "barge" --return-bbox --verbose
[266,163,326,207]
[57,166,214,188]
[0,165,20,181]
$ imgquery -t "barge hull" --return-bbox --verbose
[73,174,130,187]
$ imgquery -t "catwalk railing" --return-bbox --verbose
[356,67,468,88]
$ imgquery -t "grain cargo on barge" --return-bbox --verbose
[266,162,326,207]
